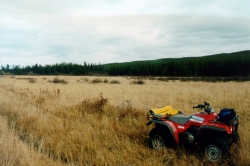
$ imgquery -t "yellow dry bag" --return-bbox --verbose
[147,105,178,119]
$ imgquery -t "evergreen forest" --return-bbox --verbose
[1,50,250,77]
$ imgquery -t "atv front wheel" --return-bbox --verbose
[202,137,230,162]
[149,128,173,150]
[232,133,240,143]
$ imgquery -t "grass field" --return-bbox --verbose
[0,75,249,166]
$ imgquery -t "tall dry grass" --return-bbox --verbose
[0,115,63,166]
[0,75,249,165]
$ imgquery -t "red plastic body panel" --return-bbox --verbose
[184,112,216,127]
[190,112,233,134]
[159,112,234,143]
[165,120,179,143]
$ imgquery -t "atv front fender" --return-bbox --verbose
[147,119,179,143]
[195,125,230,143]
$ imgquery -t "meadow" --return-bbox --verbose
[0,75,249,166]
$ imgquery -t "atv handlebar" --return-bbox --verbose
[193,104,205,109]
[193,102,213,114]
[193,102,210,109]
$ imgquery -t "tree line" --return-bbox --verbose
[1,50,250,77]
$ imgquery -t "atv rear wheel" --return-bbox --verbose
[149,128,173,149]
[202,137,230,162]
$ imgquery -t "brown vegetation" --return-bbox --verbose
[0,76,249,166]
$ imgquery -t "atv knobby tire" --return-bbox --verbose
[149,127,173,149]
[202,137,230,162]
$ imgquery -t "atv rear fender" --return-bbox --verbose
[147,119,179,143]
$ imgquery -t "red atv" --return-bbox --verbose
[147,102,239,162]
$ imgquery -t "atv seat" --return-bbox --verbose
[168,114,192,125]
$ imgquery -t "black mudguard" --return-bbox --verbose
[147,119,177,143]
[195,125,229,143]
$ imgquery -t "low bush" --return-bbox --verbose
[49,77,68,84]
[131,79,145,85]
[110,80,120,84]
[29,78,36,83]
[80,93,108,113]
[104,79,109,83]
[91,78,103,84]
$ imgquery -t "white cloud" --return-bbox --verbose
[0,1,250,66]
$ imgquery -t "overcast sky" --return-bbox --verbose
[0,0,250,67]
